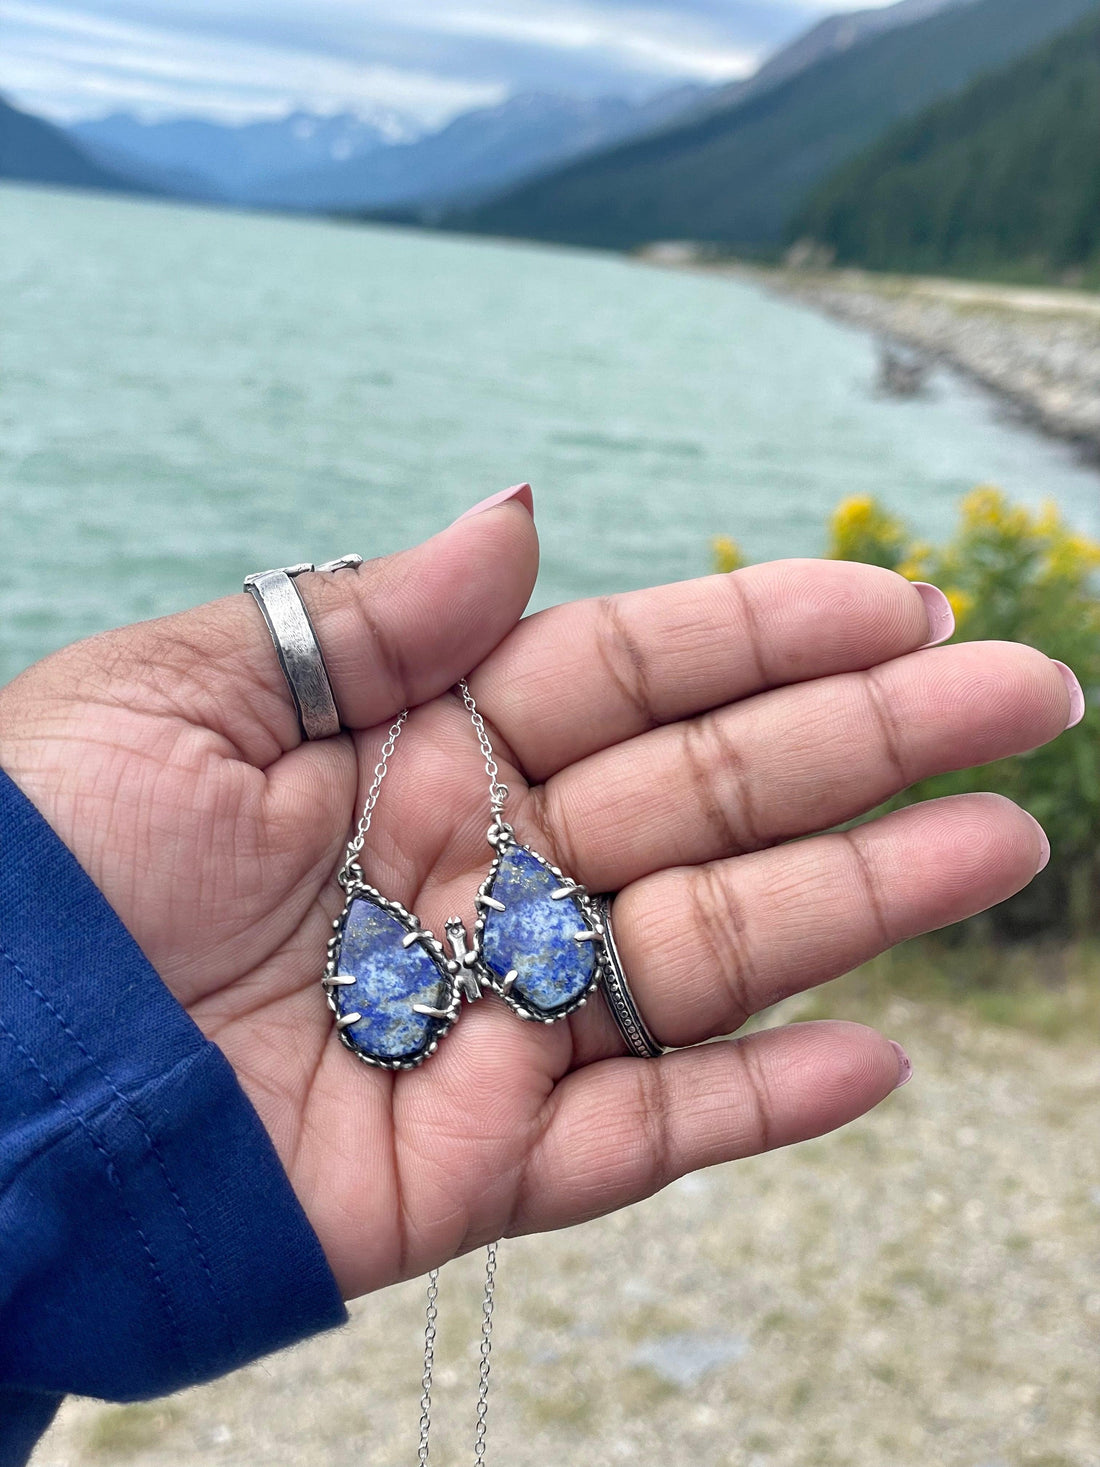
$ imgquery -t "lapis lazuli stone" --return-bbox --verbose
[335,897,451,1063]
[480,847,597,1017]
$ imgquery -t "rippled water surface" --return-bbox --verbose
[3,182,1099,683]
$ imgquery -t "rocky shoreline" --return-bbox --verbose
[754,268,1100,461]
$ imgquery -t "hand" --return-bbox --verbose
[0,491,1072,1299]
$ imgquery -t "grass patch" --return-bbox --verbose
[789,936,1100,1040]
[84,1402,183,1458]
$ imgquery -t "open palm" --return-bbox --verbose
[0,497,1072,1299]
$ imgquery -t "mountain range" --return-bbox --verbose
[688,0,974,122]
[4,0,1098,291]
[0,96,145,195]
[70,108,421,203]
[450,0,1100,251]
[0,0,1012,213]
[254,90,705,213]
[64,91,707,214]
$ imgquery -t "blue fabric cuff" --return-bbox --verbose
[0,1388,62,1464]
[0,767,347,1444]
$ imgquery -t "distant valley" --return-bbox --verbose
[69,109,419,203]
[59,90,705,213]
[1,0,996,216]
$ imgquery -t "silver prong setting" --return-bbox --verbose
[470,842,607,1023]
[325,882,463,1070]
[412,1003,454,1018]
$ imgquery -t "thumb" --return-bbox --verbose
[47,485,539,763]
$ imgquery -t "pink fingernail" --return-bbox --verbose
[454,483,534,523]
[912,582,955,647]
[1025,812,1051,873]
[1050,660,1085,729]
[889,1040,913,1089]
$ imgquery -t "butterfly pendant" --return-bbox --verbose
[324,835,606,1065]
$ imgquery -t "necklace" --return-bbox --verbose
[322,681,612,1460]
[417,1244,498,1467]
[322,681,609,1069]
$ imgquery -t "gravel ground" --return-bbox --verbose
[30,992,1100,1467]
[757,269,1100,458]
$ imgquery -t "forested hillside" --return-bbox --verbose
[793,8,1100,279]
[451,0,1100,251]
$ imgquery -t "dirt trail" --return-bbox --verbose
[32,996,1100,1467]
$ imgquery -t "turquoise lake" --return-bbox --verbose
[3,180,1099,685]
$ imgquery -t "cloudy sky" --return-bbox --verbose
[4,0,901,127]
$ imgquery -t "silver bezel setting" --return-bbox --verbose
[472,839,608,1023]
[323,881,462,1071]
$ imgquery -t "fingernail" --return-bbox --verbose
[1024,812,1051,873]
[1050,660,1085,729]
[455,483,534,523]
[889,1040,913,1090]
[912,582,955,647]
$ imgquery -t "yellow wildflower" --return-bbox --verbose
[944,588,975,629]
[828,495,909,570]
[711,535,743,574]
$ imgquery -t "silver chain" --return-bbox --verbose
[416,1245,499,1466]
[342,684,504,886]
[340,711,407,886]
[457,679,508,815]
[473,1243,498,1467]
[416,1269,439,1466]
[335,696,503,1461]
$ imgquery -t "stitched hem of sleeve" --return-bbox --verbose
[0,765,347,1405]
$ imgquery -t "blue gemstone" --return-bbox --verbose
[334,897,451,1063]
[480,847,597,1017]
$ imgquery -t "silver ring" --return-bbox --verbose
[593,894,666,1059]
[243,555,362,740]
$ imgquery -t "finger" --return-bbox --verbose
[537,640,1072,890]
[60,490,538,766]
[473,560,951,780]
[572,794,1045,1061]
[512,1022,906,1235]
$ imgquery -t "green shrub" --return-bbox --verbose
[714,488,1100,936]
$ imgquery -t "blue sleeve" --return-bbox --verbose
[0,768,347,1465]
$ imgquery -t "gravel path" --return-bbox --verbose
[758,269,1100,459]
[30,991,1100,1467]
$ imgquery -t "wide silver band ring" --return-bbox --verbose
[243,555,362,740]
[593,894,667,1059]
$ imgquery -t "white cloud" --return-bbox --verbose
[1,1,506,122]
[0,0,885,124]
[422,5,760,80]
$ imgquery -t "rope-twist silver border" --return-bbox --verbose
[593,894,666,1059]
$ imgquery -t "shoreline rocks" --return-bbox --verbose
[750,268,1100,463]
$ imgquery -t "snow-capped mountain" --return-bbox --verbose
[70,108,423,200]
